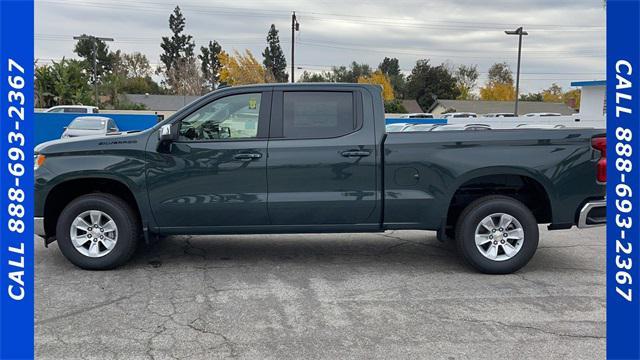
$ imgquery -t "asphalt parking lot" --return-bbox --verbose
[35,226,605,360]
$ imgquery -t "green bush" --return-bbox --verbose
[384,100,407,113]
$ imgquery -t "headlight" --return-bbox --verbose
[34,154,46,170]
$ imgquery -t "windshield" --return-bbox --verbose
[68,118,106,130]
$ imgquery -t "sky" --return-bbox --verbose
[35,0,606,94]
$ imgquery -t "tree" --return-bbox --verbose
[384,100,407,113]
[378,57,405,98]
[121,52,152,78]
[346,62,371,82]
[35,58,93,107]
[160,6,195,73]
[120,76,165,95]
[327,62,372,83]
[378,57,401,77]
[73,35,116,82]
[455,64,479,100]
[219,50,275,85]
[541,83,564,102]
[298,71,331,82]
[563,88,581,110]
[199,40,224,90]
[99,52,164,107]
[520,92,543,101]
[480,62,515,101]
[357,71,394,101]
[479,83,516,101]
[35,64,55,108]
[165,57,205,96]
[405,59,460,111]
[262,24,288,82]
[487,62,514,84]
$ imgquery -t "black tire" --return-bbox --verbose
[56,193,140,270]
[455,195,539,274]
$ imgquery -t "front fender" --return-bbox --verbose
[34,150,153,229]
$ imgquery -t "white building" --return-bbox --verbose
[570,80,606,121]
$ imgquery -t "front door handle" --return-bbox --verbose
[233,153,262,161]
[341,150,371,158]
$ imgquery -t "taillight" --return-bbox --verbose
[591,136,606,183]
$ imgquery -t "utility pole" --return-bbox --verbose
[504,27,527,116]
[73,35,114,106]
[291,12,299,83]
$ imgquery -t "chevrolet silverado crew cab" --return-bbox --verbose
[34,84,606,273]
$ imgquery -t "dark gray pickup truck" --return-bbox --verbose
[34,83,606,273]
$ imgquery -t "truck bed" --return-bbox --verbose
[382,128,606,229]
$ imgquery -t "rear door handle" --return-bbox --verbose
[341,150,371,157]
[234,153,262,161]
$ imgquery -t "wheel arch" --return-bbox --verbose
[43,175,145,237]
[443,167,555,233]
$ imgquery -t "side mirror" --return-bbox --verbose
[158,123,179,153]
[159,123,178,143]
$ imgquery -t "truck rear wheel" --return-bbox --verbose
[56,194,139,270]
[455,195,539,274]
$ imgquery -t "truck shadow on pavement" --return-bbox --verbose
[121,230,595,275]
[132,231,462,270]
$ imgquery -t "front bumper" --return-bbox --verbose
[35,217,46,237]
[577,199,606,228]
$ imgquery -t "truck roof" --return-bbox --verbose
[213,82,381,92]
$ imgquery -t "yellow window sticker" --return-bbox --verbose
[248,98,257,110]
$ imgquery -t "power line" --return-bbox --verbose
[296,63,604,74]
[35,34,605,56]
[295,41,603,59]
[39,0,604,32]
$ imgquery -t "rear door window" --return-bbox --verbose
[282,92,355,139]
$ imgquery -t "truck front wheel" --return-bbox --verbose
[455,195,539,274]
[56,194,139,270]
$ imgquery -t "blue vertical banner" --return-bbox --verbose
[607,1,640,359]
[0,0,35,359]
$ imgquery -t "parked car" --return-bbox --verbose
[61,116,120,139]
[385,123,413,132]
[400,113,434,119]
[44,105,99,114]
[483,113,516,117]
[430,124,491,131]
[402,124,442,132]
[524,112,562,117]
[34,83,606,274]
[442,112,478,118]
[516,124,566,129]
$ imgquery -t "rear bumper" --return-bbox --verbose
[577,199,606,228]
[35,217,46,237]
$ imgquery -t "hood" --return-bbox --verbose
[35,130,148,155]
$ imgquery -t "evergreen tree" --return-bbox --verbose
[262,24,288,82]
[405,59,460,111]
[199,40,224,90]
[378,57,405,98]
[378,57,401,77]
[160,6,195,72]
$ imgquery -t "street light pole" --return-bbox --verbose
[291,12,299,83]
[73,35,114,106]
[505,27,528,116]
